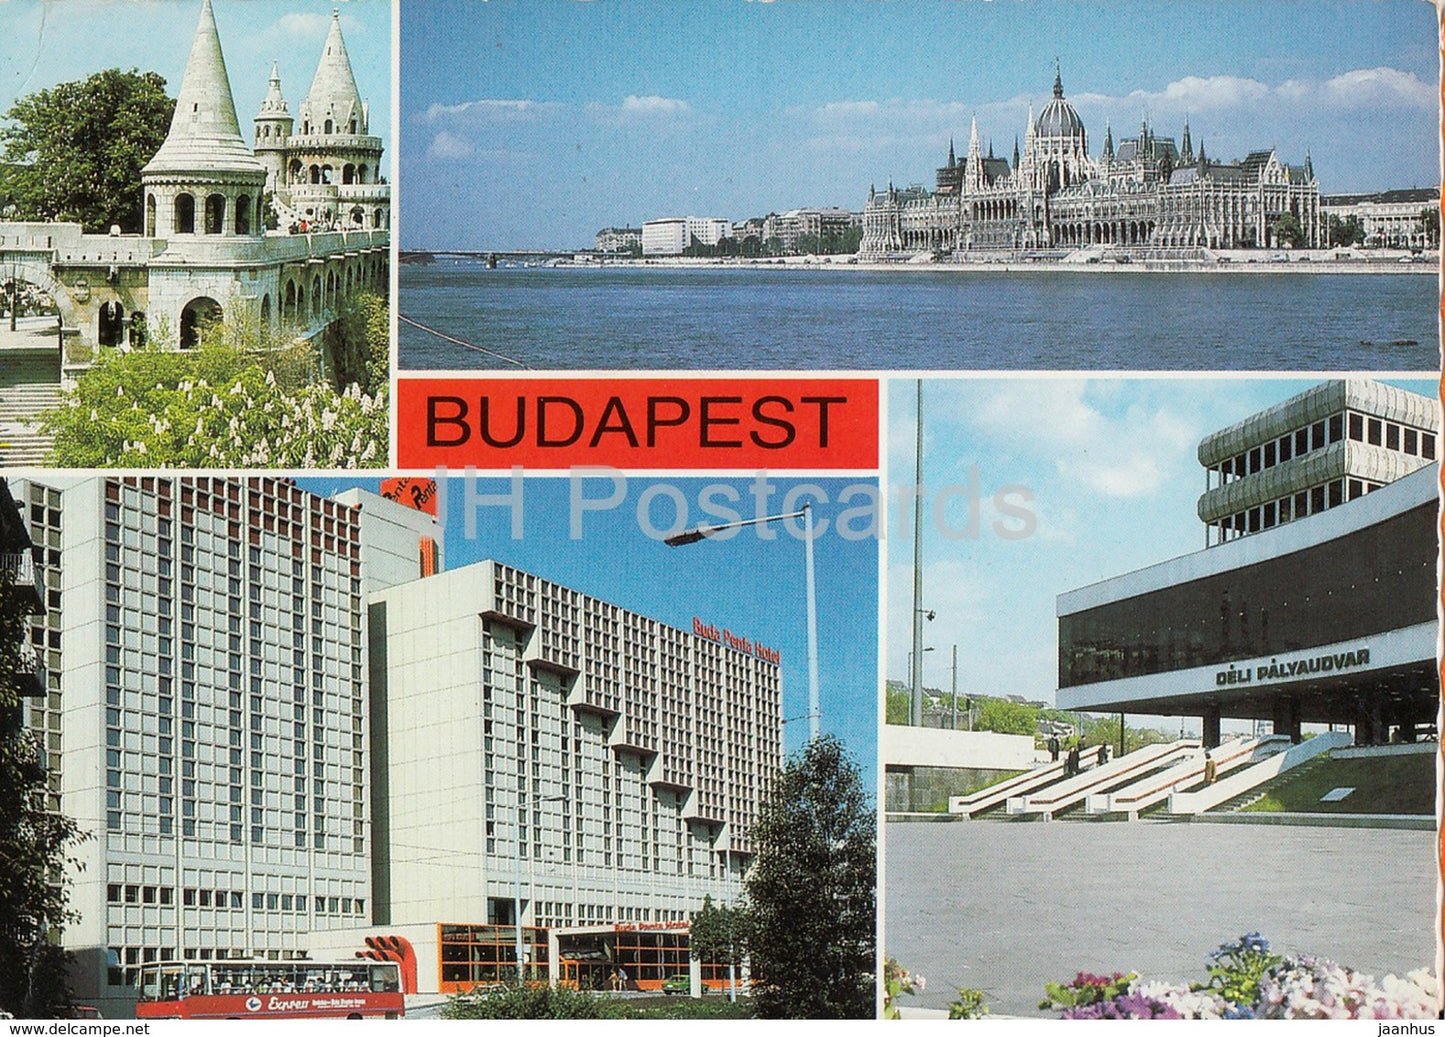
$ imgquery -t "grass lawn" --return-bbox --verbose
[1241,752,1431,814]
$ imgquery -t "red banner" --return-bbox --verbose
[396,377,878,469]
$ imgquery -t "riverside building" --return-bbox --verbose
[861,65,1321,257]
[1057,380,1437,748]
[13,476,780,1013]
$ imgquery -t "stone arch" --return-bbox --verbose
[179,296,222,349]
[349,205,364,227]
[324,118,334,134]
[260,293,272,328]
[0,256,87,342]
[343,164,356,185]
[321,165,333,185]
[236,195,252,236]
[311,275,321,317]
[97,299,126,348]
[289,159,303,183]
[357,164,369,183]
[146,195,157,237]
[175,193,196,234]
[284,280,297,323]
[204,193,226,235]
[310,164,322,184]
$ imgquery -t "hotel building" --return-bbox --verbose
[1057,380,1437,747]
[13,476,781,1012]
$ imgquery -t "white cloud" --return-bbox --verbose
[1074,67,1431,116]
[1320,67,1434,109]
[621,94,691,116]
[971,382,1196,500]
[426,129,474,160]
[275,11,330,36]
[418,98,566,125]
[584,94,694,126]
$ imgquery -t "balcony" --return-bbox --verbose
[0,549,43,614]
[3,643,46,700]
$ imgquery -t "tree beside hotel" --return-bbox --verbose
[745,736,875,1019]
[0,564,87,1018]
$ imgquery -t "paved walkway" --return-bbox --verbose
[885,819,1435,1017]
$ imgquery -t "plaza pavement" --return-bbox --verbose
[884,818,1436,1017]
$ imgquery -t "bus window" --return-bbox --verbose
[138,967,160,1001]
[370,966,399,993]
[186,968,208,997]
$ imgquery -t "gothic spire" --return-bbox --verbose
[1102,120,1113,158]
[302,8,368,135]
[1180,116,1193,162]
[259,60,289,116]
[1053,57,1063,99]
[143,0,265,176]
[947,137,956,169]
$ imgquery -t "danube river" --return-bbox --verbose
[398,263,1437,371]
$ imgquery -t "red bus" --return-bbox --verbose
[135,960,404,1019]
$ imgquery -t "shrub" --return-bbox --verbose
[440,983,625,1020]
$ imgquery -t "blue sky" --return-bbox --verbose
[401,0,1437,250]
[0,0,390,154]
[884,375,1436,733]
[298,475,880,788]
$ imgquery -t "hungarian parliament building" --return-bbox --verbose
[860,67,1322,258]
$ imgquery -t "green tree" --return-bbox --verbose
[0,69,173,233]
[1419,205,1440,248]
[41,297,388,467]
[0,564,88,1018]
[1269,213,1304,248]
[1326,213,1365,248]
[745,735,874,1019]
[974,698,1038,736]
[324,291,389,397]
[689,893,748,970]
[884,683,909,724]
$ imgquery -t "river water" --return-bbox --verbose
[397,263,1437,372]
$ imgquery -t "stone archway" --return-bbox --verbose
[0,253,88,347]
[179,296,222,349]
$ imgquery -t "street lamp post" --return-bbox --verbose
[665,502,821,741]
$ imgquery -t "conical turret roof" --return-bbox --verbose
[301,10,367,135]
[143,0,266,178]
[258,61,290,117]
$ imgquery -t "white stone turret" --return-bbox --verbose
[141,0,267,238]
[283,8,387,231]
[299,9,368,137]
[254,61,294,192]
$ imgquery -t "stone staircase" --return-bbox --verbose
[0,383,62,466]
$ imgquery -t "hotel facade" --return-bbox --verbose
[12,477,781,1013]
[1057,380,1437,747]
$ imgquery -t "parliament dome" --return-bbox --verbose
[1034,67,1086,141]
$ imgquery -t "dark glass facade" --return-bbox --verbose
[1059,503,1434,688]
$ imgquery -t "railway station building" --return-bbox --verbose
[1057,379,1438,748]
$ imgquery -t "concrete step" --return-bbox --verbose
[0,386,63,423]
[0,431,53,466]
